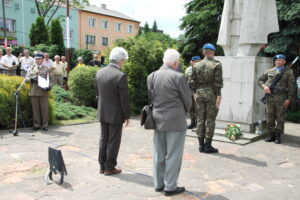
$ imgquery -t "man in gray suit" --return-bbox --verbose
[147,49,192,196]
[96,47,130,176]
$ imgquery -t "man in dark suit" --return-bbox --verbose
[96,47,130,176]
[147,49,192,196]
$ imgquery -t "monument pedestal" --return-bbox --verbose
[215,56,272,132]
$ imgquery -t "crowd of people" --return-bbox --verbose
[1,44,298,196]
[0,47,103,88]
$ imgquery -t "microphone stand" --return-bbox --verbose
[10,66,34,136]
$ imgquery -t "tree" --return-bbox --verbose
[29,23,37,46]
[144,22,150,33]
[34,0,89,25]
[49,19,64,51]
[29,17,49,46]
[152,20,158,32]
[264,0,300,56]
[137,26,143,36]
[179,0,224,63]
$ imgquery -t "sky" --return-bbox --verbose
[88,0,189,38]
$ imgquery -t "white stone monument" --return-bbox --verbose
[216,0,279,132]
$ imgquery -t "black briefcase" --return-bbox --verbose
[45,147,67,185]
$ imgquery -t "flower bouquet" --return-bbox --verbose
[225,124,242,141]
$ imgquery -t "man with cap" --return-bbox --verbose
[185,56,201,129]
[258,54,295,144]
[26,52,51,131]
[192,43,223,153]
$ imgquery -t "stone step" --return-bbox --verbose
[187,128,266,145]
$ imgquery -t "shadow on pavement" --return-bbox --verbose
[281,134,300,148]
[114,173,153,188]
[212,153,267,167]
[187,191,230,200]
[44,130,74,138]
[59,181,74,191]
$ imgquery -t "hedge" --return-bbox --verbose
[0,75,55,129]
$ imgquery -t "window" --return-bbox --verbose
[115,23,121,32]
[63,29,74,40]
[88,17,96,27]
[85,35,96,44]
[0,18,16,32]
[102,20,108,29]
[101,37,108,46]
[4,0,11,7]
[127,25,133,33]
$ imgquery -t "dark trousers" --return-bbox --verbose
[98,122,122,170]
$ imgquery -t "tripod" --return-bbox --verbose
[10,67,33,136]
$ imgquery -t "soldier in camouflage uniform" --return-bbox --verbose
[258,54,295,144]
[192,44,223,153]
[185,56,201,129]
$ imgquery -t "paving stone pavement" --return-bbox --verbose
[0,119,299,200]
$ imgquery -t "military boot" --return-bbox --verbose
[204,138,218,153]
[188,118,196,129]
[274,133,281,144]
[198,137,204,153]
[265,132,275,142]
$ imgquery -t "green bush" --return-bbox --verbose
[287,111,300,123]
[51,85,73,103]
[54,102,95,120]
[0,75,55,129]
[68,66,99,107]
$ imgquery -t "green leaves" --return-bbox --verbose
[179,0,224,63]
[225,124,242,141]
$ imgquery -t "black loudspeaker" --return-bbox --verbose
[45,147,67,185]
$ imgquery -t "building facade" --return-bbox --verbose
[78,4,140,55]
[0,0,78,48]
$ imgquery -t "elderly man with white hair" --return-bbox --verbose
[51,55,64,87]
[147,49,192,196]
[18,49,34,77]
[95,47,130,176]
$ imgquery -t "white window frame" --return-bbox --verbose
[4,0,11,7]
[101,37,108,46]
[115,22,122,32]
[0,18,16,32]
[127,25,133,33]
[102,20,108,30]
[88,17,96,27]
[85,35,96,45]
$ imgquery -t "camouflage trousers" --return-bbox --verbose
[194,89,218,139]
[266,95,287,135]
[188,94,197,118]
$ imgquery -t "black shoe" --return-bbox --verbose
[155,187,164,192]
[204,138,218,153]
[274,133,281,144]
[187,118,196,129]
[164,187,185,196]
[265,133,275,142]
[198,137,204,153]
[32,127,40,131]
[42,127,48,131]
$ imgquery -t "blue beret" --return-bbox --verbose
[191,56,201,61]
[203,43,216,51]
[34,53,44,59]
[274,54,286,61]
